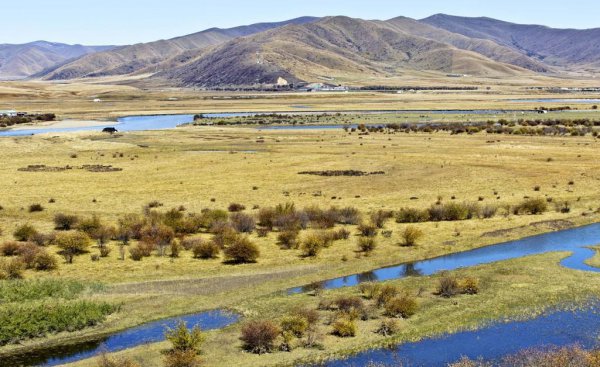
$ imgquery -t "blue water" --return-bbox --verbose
[0,310,238,367]
[0,110,535,137]
[289,223,600,294]
[325,304,600,367]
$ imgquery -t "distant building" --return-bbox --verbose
[0,110,16,117]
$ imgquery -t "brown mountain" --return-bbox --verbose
[155,16,533,87]
[40,17,318,80]
[0,41,113,80]
[422,14,600,68]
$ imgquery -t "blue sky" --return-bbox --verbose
[2,0,598,45]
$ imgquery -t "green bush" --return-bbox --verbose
[375,284,399,307]
[0,258,24,280]
[300,234,325,257]
[460,277,480,295]
[357,237,377,254]
[0,279,87,302]
[395,208,429,223]
[280,315,309,337]
[32,250,58,271]
[277,230,299,249]
[514,197,548,215]
[0,300,117,345]
[53,213,79,230]
[163,349,200,367]
[165,320,205,353]
[331,317,357,337]
[223,236,259,263]
[97,353,141,367]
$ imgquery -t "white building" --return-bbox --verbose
[0,110,16,117]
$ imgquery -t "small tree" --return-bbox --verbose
[53,213,79,230]
[223,236,259,263]
[401,226,423,247]
[165,321,205,354]
[54,231,92,263]
[13,224,38,242]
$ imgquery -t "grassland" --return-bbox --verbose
[1,80,600,366]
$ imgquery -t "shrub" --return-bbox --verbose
[169,241,180,258]
[230,212,255,233]
[280,315,309,337]
[53,213,79,230]
[331,317,357,337]
[396,208,429,223]
[240,320,280,354]
[211,226,239,248]
[437,274,461,297]
[54,231,92,263]
[129,246,144,261]
[13,224,38,242]
[163,350,200,367]
[401,226,424,247]
[97,353,141,367]
[370,210,393,228]
[481,205,498,219]
[0,258,25,279]
[359,282,382,300]
[192,240,220,259]
[357,222,378,237]
[333,228,351,240]
[28,203,44,213]
[223,236,259,263]
[32,250,58,271]
[337,206,362,225]
[165,320,205,353]
[514,197,548,215]
[140,224,175,256]
[300,234,325,257]
[16,242,40,268]
[335,296,365,313]
[460,277,480,295]
[1,241,21,256]
[77,215,104,237]
[375,284,399,307]
[294,308,320,328]
[384,294,418,318]
[228,203,246,212]
[357,237,376,254]
[277,230,300,249]
[375,319,400,336]
[257,207,276,229]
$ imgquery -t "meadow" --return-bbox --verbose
[1,84,600,366]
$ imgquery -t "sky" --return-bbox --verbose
[2,0,599,45]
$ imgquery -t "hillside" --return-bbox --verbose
[422,14,600,68]
[0,41,113,80]
[156,16,532,87]
[39,17,318,80]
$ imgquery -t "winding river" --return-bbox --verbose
[2,223,599,366]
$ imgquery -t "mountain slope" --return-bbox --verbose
[0,41,113,80]
[157,16,532,87]
[40,17,318,80]
[422,14,600,68]
[385,17,549,72]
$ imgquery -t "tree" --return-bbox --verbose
[54,231,92,263]
[223,236,259,263]
[401,226,424,247]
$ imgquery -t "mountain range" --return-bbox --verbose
[3,14,600,86]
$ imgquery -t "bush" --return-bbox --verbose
[375,319,400,336]
[331,317,357,337]
[16,242,40,268]
[294,308,320,328]
[129,246,144,261]
[359,282,381,300]
[240,320,280,354]
[384,294,418,318]
[0,258,24,280]
[395,208,429,223]
[300,234,325,257]
[428,202,480,221]
[13,224,38,242]
[357,222,378,237]
[32,250,58,271]
[140,224,175,256]
[375,284,399,307]
[333,228,351,240]
[514,197,548,215]
[357,237,376,254]
[163,350,201,367]
[230,212,255,233]
[200,209,229,229]
[97,353,141,367]
[481,205,498,219]
[210,226,239,248]
[165,320,205,353]
[370,210,393,228]
[258,207,276,229]
[277,230,300,249]
[460,277,480,295]
[228,203,246,212]
[0,241,21,256]
[54,231,92,263]
[335,296,365,313]
[401,226,423,247]
[53,213,79,230]
[280,315,309,337]
[437,274,461,297]
[192,240,220,259]
[28,203,44,213]
[337,207,362,225]
[77,215,104,237]
[223,236,259,263]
